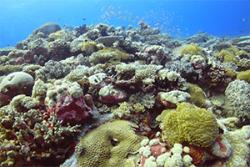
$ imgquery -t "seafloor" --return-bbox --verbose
[0,22,250,167]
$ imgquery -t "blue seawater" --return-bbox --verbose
[0,0,249,47]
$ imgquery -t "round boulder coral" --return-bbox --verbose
[76,120,142,167]
[225,80,250,119]
[158,102,219,147]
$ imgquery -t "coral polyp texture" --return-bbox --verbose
[158,102,219,148]
[0,22,249,167]
[76,120,142,167]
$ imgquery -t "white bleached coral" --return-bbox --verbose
[158,90,191,104]
[224,126,250,167]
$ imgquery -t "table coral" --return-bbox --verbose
[76,120,142,167]
[158,102,219,147]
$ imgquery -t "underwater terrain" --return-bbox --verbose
[0,21,250,167]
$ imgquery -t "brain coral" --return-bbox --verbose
[76,120,142,167]
[158,102,219,147]
[225,80,250,119]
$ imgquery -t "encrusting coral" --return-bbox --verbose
[157,102,219,148]
[76,120,142,167]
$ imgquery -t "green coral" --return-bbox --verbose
[111,102,131,118]
[187,83,207,107]
[0,56,10,65]
[32,79,48,101]
[216,49,237,63]
[0,65,22,75]
[89,48,129,65]
[236,69,250,83]
[76,120,142,167]
[79,41,99,55]
[158,102,219,147]
[180,44,203,56]
[216,46,249,64]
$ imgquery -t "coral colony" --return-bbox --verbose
[0,22,250,167]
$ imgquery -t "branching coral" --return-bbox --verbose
[0,95,80,166]
[45,80,92,124]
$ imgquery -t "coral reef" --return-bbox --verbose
[0,22,249,167]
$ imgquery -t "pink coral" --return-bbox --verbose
[98,85,127,105]
[47,95,92,124]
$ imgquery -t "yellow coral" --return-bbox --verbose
[76,120,142,167]
[225,68,237,78]
[216,46,249,64]
[236,69,250,83]
[89,48,129,65]
[0,65,22,75]
[187,83,207,107]
[79,41,98,55]
[216,49,237,63]
[180,44,203,56]
[158,102,219,147]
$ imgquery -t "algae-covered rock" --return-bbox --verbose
[89,48,129,65]
[158,102,219,147]
[76,120,142,167]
